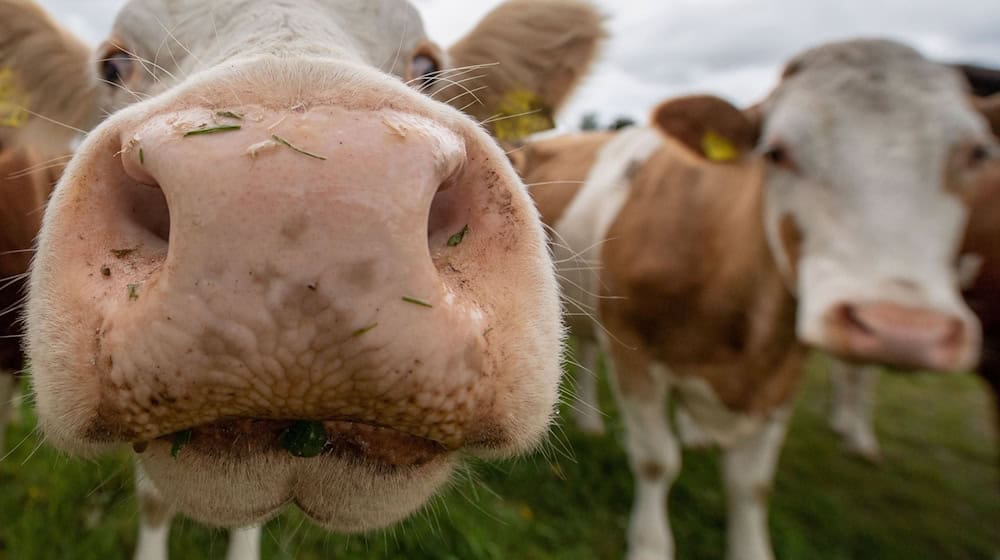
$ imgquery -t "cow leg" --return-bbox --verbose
[829,360,881,461]
[721,408,790,560]
[0,373,16,453]
[610,358,679,560]
[134,463,175,560]
[225,525,262,560]
[572,338,606,435]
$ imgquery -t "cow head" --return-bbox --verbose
[25,0,602,531]
[653,39,996,373]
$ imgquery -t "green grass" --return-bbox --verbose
[0,356,997,559]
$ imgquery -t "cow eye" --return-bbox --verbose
[969,143,991,167]
[99,50,134,86]
[409,54,439,86]
[763,144,797,171]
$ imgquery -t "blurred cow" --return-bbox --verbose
[0,0,99,453]
[6,0,605,558]
[831,82,1000,462]
[517,39,995,560]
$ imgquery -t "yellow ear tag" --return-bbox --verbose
[701,130,739,162]
[0,68,30,129]
[493,89,555,143]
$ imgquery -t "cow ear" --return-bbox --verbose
[0,0,98,152]
[973,94,1000,138]
[651,95,760,163]
[442,0,606,141]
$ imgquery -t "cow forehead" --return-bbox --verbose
[764,39,983,149]
[114,0,427,74]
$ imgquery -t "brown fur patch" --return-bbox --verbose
[779,213,803,281]
[972,93,1000,138]
[0,0,98,140]
[515,132,613,226]
[651,95,760,161]
[521,124,806,414]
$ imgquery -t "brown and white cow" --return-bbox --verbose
[518,39,995,560]
[0,0,99,453]
[830,89,1000,462]
[10,0,605,557]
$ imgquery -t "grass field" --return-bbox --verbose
[1,355,997,559]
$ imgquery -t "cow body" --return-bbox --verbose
[529,125,805,560]
[521,39,996,560]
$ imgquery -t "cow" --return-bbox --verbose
[0,0,99,453]
[516,39,995,560]
[8,0,605,558]
[830,89,1000,462]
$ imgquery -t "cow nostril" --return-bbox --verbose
[839,304,875,336]
[427,176,469,252]
[124,180,170,244]
[118,145,171,248]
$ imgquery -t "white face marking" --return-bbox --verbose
[759,40,994,366]
[553,127,663,335]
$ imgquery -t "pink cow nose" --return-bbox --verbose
[49,104,531,453]
[825,301,976,372]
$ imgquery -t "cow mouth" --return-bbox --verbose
[136,418,449,469]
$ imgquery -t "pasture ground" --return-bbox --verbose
[1,355,997,559]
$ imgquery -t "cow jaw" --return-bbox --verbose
[27,46,562,531]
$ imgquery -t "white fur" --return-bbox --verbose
[612,363,679,560]
[829,360,882,461]
[722,406,791,560]
[571,339,605,435]
[603,359,789,560]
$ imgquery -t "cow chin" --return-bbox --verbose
[136,441,455,531]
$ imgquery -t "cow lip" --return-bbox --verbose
[140,418,449,469]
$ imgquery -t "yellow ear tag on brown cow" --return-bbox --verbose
[0,68,30,129]
[493,89,555,143]
[701,130,739,162]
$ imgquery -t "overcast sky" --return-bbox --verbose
[37,0,1000,130]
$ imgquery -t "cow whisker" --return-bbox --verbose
[13,106,89,135]
[523,180,586,189]
[97,76,148,104]
[110,42,177,83]
[378,17,410,78]
[409,62,499,90]
[481,108,543,126]
[440,85,488,108]
[418,75,485,109]
[0,423,42,464]
[0,273,29,293]
[5,154,74,180]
